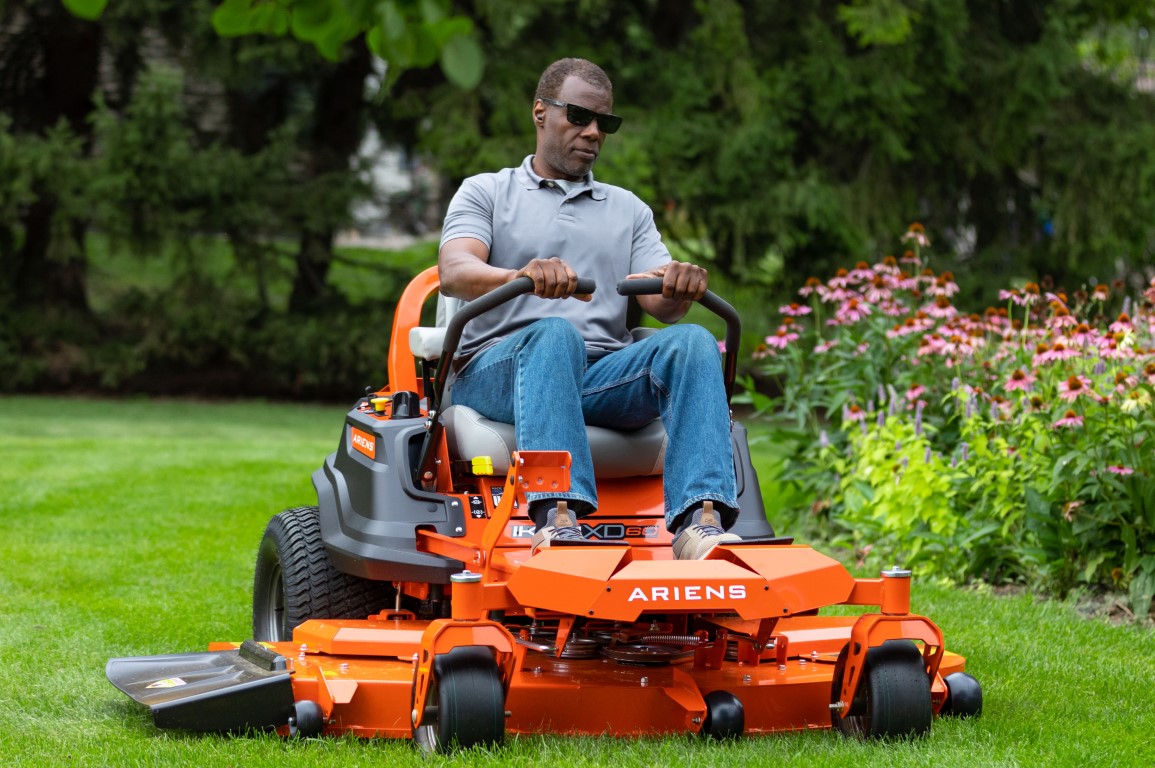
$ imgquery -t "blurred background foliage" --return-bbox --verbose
[2,0,1155,399]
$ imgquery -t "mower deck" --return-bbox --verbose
[109,612,966,737]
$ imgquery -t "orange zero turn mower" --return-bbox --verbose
[106,268,981,752]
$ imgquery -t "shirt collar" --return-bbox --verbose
[517,155,607,201]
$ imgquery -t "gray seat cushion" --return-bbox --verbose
[442,404,666,478]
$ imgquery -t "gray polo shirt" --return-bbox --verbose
[440,155,671,362]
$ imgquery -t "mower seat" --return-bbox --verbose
[409,297,668,478]
[441,403,667,478]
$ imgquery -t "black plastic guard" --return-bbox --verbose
[106,642,294,732]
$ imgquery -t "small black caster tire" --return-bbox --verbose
[701,690,744,739]
[288,700,325,738]
[942,672,983,718]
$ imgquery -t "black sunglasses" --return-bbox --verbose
[539,97,623,134]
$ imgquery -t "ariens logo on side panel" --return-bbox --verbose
[351,427,376,459]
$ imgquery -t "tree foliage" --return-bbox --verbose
[4,0,1155,397]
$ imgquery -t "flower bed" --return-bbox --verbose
[748,225,1155,619]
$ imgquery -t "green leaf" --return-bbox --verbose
[290,0,333,42]
[440,34,484,89]
[60,0,109,20]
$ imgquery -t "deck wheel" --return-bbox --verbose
[942,672,983,718]
[413,647,505,753]
[701,690,745,739]
[288,700,324,738]
[830,639,933,739]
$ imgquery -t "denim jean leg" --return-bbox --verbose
[581,324,738,529]
[448,318,598,513]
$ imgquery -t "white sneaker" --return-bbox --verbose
[530,502,585,554]
[672,501,741,560]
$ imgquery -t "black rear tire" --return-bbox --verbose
[252,506,395,642]
[831,639,933,740]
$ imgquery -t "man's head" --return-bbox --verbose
[531,58,619,181]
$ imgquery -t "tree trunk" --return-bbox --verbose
[288,37,371,314]
[1,3,102,312]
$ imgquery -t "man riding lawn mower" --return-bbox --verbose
[106,268,982,751]
[106,56,980,751]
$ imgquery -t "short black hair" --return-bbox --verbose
[534,58,613,101]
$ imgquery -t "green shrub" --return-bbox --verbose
[749,225,1155,618]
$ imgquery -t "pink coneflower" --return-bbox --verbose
[1067,323,1098,347]
[874,255,901,276]
[764,327,800,350]
[902,223,930,248]
[863,276,892,304]
[751,342,772,360]
[829,297,872,325]
[917,333,947,357]
[843,403,867,422]
[879,299,907,317]
[798,277,823,297]
[848,261,875,282]
[828,268,852,289]
[900,249,920,265]
[779,302,812,316]
[1109,313,1134,334]
[1012,283,1042,306]
[925,296,957,319]
[943,334,974,357]
[1057,375,1093,402]
[1053,410,1084,428]
[1106,465,1135,475]
[814,339,840,354]
[1046,304,1077,329]
[1004,369,1036,391]
[1033,341,1079,366]
[905,384,926,402]
[929,272,960,297]
[1114,371,1138,393]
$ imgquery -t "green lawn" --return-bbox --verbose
[1,395,1152,767]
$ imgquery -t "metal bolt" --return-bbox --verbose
[533,667,542,675]
[778,664,786,671]
[340,663,349,674]
[640,677,649,687]
[742,674,752,683]
[455,526,463,533]
[829,701,846,711]
[691,716,702,725]
[451,500,459,507]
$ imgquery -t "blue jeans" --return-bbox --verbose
[447,318,738,530]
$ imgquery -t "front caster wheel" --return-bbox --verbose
[288,700,324,738]
[701,690,744,739]
[413,647,505,753]
[830,639,932,739]
[942,672,983,718]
